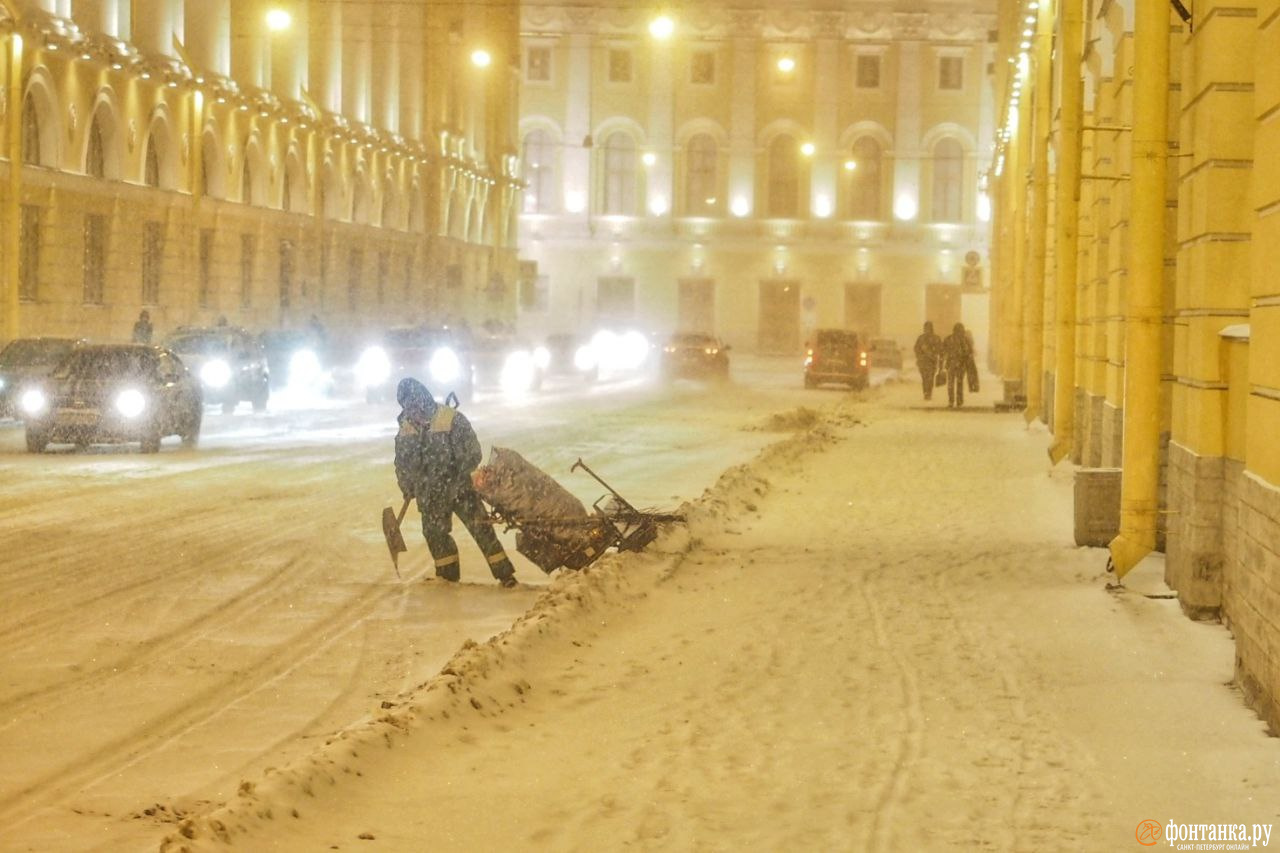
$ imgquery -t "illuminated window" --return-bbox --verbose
[526,46,551,82]
[931,138,964,222]
[522,129,557,213]
[602,132,636,215]
[684,134,717,215]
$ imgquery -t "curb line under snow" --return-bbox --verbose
[160,404,848,851]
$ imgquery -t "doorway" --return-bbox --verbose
[844,283,882,337]
[925,283,962,334]
[677,278,715,332]
[758,280,801,353]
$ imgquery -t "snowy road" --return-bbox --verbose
[0,356,852,851]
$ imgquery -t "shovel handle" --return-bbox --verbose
[397,496,412,523]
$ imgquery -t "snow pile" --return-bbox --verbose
[160,404,848,851]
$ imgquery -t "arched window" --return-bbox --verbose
[86,115,106,179]
[602,132,636,216]
[21,94,42,166]
[767,134,799,218]
[684,133,717,215]
[848,137,882,220]
[144,134,160,187]
[931,138,964,222]
[521,129,556,213]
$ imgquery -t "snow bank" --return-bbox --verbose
[160,402,849,851]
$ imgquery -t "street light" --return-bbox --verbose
[265,9,292,32]
[471,49,492,68]
[800,141,815,157]
[649,15,675,40]
[777,56,796,74]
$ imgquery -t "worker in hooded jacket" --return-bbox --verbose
[394,377,518,587]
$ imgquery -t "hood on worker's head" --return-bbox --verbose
[953,322,965,335]
[923,321,934,333]
[397,377,436,413]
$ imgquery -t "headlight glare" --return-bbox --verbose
[573,344,597,372]
[115,388,147,418]
[533,346,551,370]
[356,346,391,386]
[200,359,232,388]
[500,351,536,395]
[19,388,47,416]
[428,347,461,384]
[289,349,322,386]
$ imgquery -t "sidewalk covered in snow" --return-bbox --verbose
[168,382,1280,852]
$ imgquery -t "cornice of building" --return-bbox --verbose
[522,4,996,42]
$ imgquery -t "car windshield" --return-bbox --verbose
[51,348,156,380]
[670,334,715,348]
[0,339,77,368]
[167,332,232,354]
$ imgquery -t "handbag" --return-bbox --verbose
[935,367,947,387]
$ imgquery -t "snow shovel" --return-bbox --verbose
[382,497,411,578]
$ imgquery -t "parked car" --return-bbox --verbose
[659,332,731,382]
[804,329,869,390]
[471,332,544,395]
[541,333,599,383]
[868,338,904,370]
[164,326,270,413]
[19,344,203,453]
[0,337,85,419]
[355,325,474,403]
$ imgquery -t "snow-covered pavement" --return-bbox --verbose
[159,373,1280,852]
[6,359,1280,851]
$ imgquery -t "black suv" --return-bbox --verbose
[20,344,203,453]
[659,332,731,382]
[0,337,84,419]
[164,326,270,414]
[804,329,869,390]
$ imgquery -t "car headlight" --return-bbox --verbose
[356,346,391,387]
[573,344,597,372]
[620,331,650,369]
[200,359,232,388]
[533,346,551,370]
[289,349,322,386]
[114,388,147,419]
[428,347,461,384]
[19,388,47,416]
[500,351,536,395]
[0,376,6,391]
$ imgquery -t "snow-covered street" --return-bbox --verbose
[4,358,1280,852]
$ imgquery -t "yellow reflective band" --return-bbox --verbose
[486,551,509,565]
[430,407,457,433]
[434,554,459,567]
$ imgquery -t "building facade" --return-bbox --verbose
[0,0,522,345]
[515,1,996,355]
[990,0,1280,731]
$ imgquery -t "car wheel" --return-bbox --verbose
[140,423,162,454]
[251,381,269,412]
[181,405,202,447]
[25,427,48,453]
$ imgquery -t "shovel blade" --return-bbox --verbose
[382,505,407,569]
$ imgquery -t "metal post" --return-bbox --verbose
[1049,0,1085,463]
[1109,0,1169,577]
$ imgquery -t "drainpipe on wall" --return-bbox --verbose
[1049,0,1085,464]
[1108,0,1169,578]
[1024,0,1055,425]
[4,4,22,342]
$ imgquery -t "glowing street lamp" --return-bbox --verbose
[471,49,492,68]
[843,159,858,171]
[800,141,815,157]
[649,15,675,40]
[265,8,292,32]
[777,56,796,74]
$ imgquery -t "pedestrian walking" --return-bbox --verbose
[913,321,943,400]
[131,310,153,344]
[942,322,974,408]
[394,377,518,587]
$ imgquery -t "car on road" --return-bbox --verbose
[541,333,599,383]
[19,344,203,453]
[259,328,332,394]
[867,338,904,370]
[164,326,270,414]
[0,337,85,419]
[659,332,731,382]
[804,328,869,390]
[471,332,544,395]
[355,325,474,403]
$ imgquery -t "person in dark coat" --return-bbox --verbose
[942,322,975,408]
[394,377,517,587]
[913,321,943,400]
[131,310,153,344]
